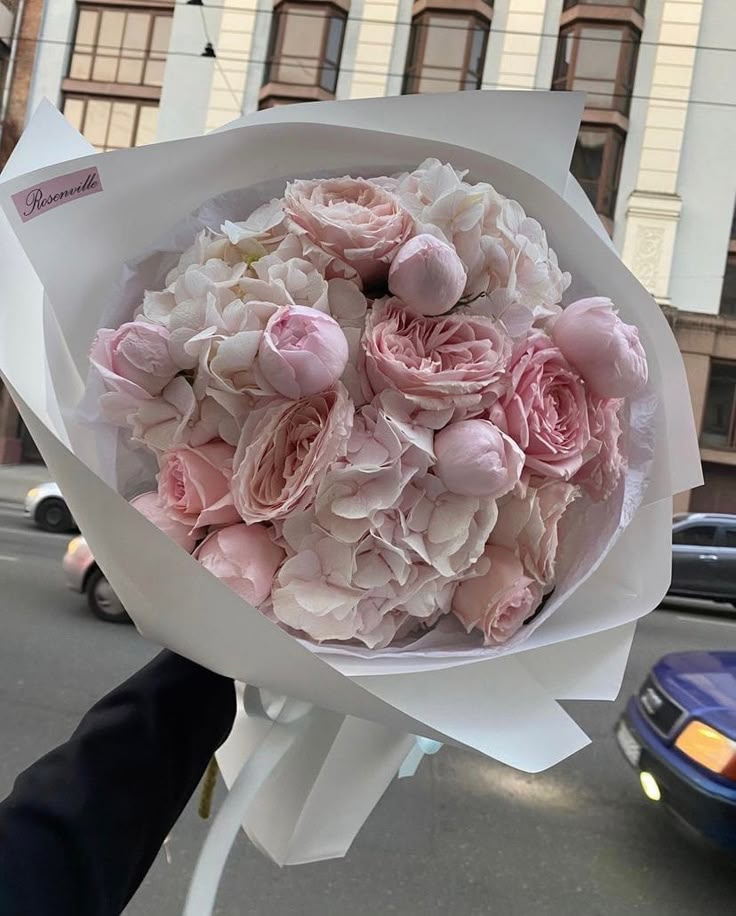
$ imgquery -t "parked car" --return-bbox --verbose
[63,535,130,624]
[25,482,76,533]
[616,651,736,850]
[670,513,736,606]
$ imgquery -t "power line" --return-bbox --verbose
[4,30,734,109]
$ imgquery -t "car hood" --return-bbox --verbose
[655,652,736,741]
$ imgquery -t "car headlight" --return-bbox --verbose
[675,720,736,780]
[66,536,84,557]
[26,487,39,501]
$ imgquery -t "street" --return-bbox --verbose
[1,499,736,915]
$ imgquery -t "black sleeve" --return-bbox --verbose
[0,649,236,916]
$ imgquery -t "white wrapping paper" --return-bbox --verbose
[0,93,701,866]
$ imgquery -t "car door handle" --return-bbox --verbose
[699,554,719,561]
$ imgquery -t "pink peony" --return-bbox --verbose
[195,523,284,607]
[434,418,523,498]
[490,479,577,586]
[284,176,413,287]
[157,439,240,532]
[496,333,591,480]
[90,321,179,396]
[258,305,349,399]
[388,234,466,316]
[231,383,354,524]
[452,545,543,645]
[574,397,626,501]
[129,491,197,553]
[551,297,648,398]
[363,299,511,421]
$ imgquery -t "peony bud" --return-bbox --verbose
[388,234,467,316]
[434,419,524,498]
[552,297,648,399]
[258,305,349,399]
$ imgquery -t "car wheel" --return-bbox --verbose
[35,497,74,533]
[86,568,130,624]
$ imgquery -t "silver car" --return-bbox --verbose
[670,513,736,606]
[25,482,76,533]
[63,535,130,624]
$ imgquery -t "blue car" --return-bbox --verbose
[616,651,736,850]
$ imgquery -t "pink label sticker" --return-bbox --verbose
[12,166,102,222]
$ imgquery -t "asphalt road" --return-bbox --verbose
[1,499,736,915]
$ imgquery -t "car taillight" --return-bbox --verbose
[675,720,736,780]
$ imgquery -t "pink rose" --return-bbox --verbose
[231,383,354,523]
[551,297,648,398]
[490,479,577,586]
[90,321,179,396]
[129,492,197,553]
[452,545,543,645]
[363,300,511,420]
[574,397,626,501]
[258,305,349,399]
[196,523,284,607]
[388,234,466,316]
[496,333,590,480]
[284,177,413,286]
[157,439,240,532]
[434,419,524,498]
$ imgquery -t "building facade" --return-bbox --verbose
[3,0,736,511]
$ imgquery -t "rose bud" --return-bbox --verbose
[129,491,197,552]
[551,297,648,399]
[388,234,467,317]
[258,305,350,399]
[434,419,524,498]
[452,545,543,646]
[195,523,285,607]
[90,321,179,396]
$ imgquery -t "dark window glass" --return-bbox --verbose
[403,13,489,94]
[571,126,624,218]
[68,5,172,88]
[62,95,158,151]
[264,3,347,95]
[720,211,736,316]
[701,362,736,449]
[672,526,718,547]
[723,529,736,549]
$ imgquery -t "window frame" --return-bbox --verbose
[553,20,640,116]
[563,0,646,12]
[402,10,490,95]
[262,1,348,100]
[66,2,173,91]
[701,360,736,450]
[719,210,736,317]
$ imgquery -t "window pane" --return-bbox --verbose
[75,9,98,47]
[672,526,717,547]
[83,99,112,147]
[124,13,150,51]
[571,129,605,208]
[69,53,92,80]
[62,97,85,130]
[151,16,172,55]
[467,26,487,82]
[571,26,623,109]
[135,105,159,146]
[107,101,136,149]
[324,14,343,66]
[143,59,165,86]
[274,7,325,85]
[98,10,125,50]
[419,16,469,93]
[702,362,736,448]
[720,254,736,317]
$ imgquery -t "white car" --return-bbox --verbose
[63,535,129,624]
[24,482,76,533]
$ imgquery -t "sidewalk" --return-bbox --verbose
[0,464,52,503]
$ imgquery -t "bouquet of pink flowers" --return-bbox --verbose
[89,158,648,652]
